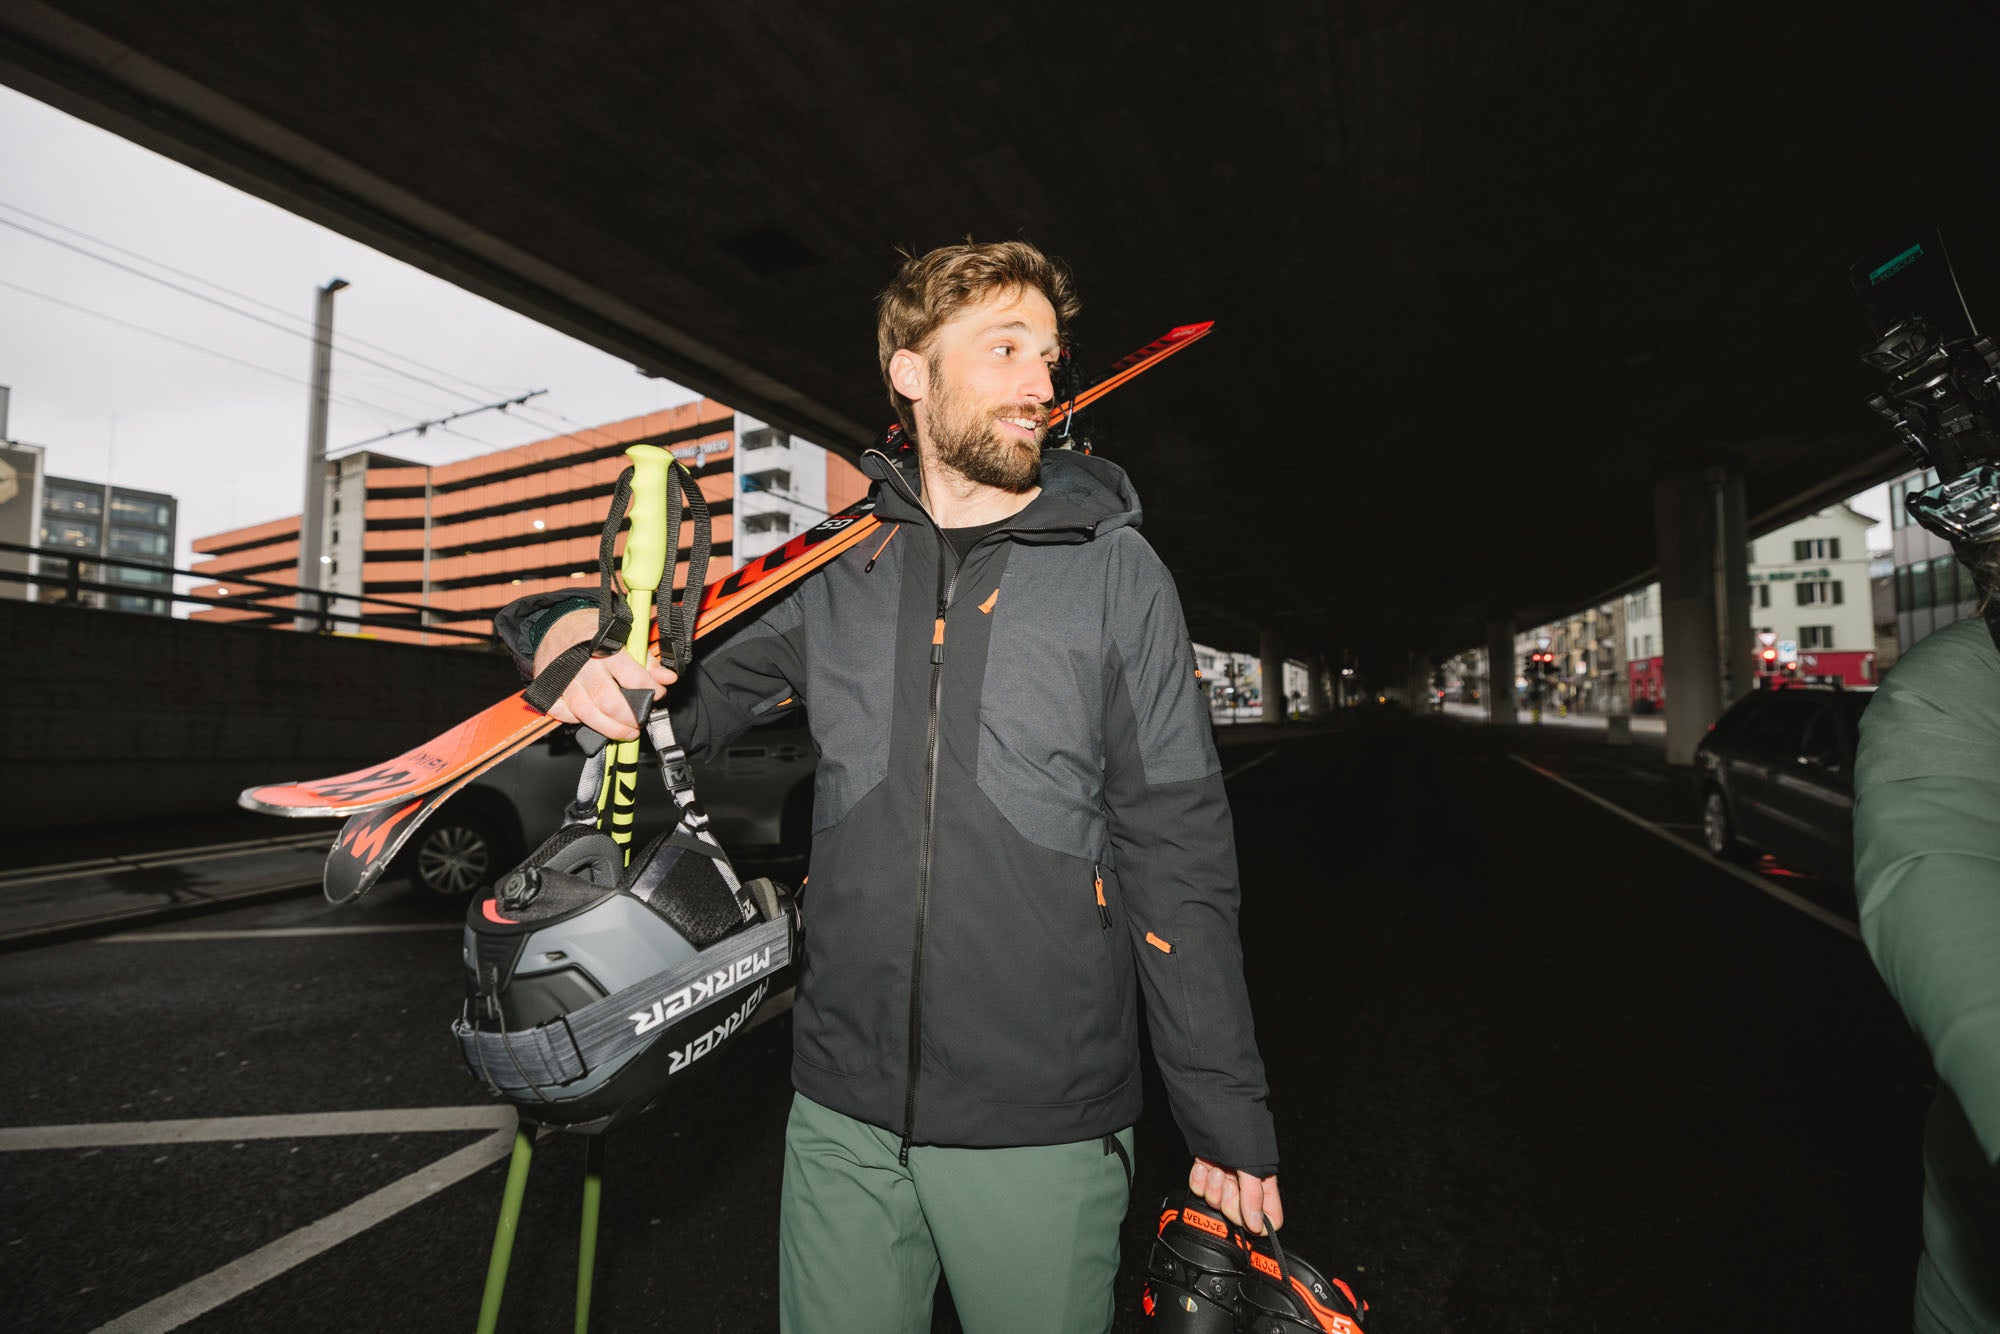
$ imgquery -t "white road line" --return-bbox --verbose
[96,923,461,944]
[1222,749,1282,782]
[0,834,332,887]
[1509,755,1861,941]
[0,1105,514,1152]
[89,1120,518,1334]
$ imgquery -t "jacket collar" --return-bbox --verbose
[860,445,1143,544]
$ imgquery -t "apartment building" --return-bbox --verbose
[190,400,866,644]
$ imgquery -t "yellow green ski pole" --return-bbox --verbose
[599,443,672,860]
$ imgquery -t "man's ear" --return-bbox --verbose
[889,348,928,408]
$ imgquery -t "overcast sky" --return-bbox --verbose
[0,84,696,579]
[0,82,1894,593]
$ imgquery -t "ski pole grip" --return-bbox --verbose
[622,444,673,604]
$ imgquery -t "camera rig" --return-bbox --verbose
[1854,227,2000,544]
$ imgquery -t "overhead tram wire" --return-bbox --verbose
[0,199,645,446]
[0,276,422,424]
[0,216,517,416]
[0,201,705,459]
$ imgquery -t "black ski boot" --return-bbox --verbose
[1141,1193,1246,1330]
[1236,1226,1368,1334]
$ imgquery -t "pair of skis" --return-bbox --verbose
[240,321,1215,902]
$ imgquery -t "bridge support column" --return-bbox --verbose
[1655,463,1751,765]
[1307,657,1329,719]
[1486,618,1516,725]
[1260,630,1285,723]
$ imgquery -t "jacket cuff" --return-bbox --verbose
[493,591,605,678]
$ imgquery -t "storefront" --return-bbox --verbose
[1628,656,1664,710]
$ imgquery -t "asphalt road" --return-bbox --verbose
[1,717,1933,1332]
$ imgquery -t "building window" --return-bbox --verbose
[1795,579,1843,606]
[109,495,170,527]
[1754,583,1770,608]
[743,470,791,495]
[108,527,169,557]
[116,565,169,587]
[1800,625,1836,649]
[43,518,99,549]
[1793,538,1840,561]
[1911,562,1935,610]
[740,427,788,451]
[332,496,342,515]
[46,484,102,517]
[743,512,793,536]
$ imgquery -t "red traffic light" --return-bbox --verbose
[1760,648,1778,663]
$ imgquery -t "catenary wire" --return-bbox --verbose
[0,200,706,455]
[0,202,645,447]
[0,276,420,425]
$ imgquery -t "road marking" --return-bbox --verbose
[1222,749,1282,782]
[0,833,332,887]
[89,1120,518,1334]
[0,1105,514,1152]
[1509,755,1861,941]
[96,922,461,944]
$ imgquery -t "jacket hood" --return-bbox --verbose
[860,446,1143,542]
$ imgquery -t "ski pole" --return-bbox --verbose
[600,443,673,859]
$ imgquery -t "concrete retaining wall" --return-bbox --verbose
[0,600,522,835]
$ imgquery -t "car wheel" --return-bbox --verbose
[408,802,517,899]
[1701,786,1746,862]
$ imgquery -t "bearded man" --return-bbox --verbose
[506,239,1279,1334]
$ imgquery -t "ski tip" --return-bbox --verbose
[1109,321,1214,371]
[239,785,327,817]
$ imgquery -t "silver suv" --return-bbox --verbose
[395,710,818,897]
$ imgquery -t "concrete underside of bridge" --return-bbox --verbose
[5,2,1999,668]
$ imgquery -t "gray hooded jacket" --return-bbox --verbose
[509,446,1277,1172]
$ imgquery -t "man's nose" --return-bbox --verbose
[1019,360,1053,404]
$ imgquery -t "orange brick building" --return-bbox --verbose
[190,399,869,645]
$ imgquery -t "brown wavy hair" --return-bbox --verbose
[875,239,1080,436]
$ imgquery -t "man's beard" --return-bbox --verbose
[924,365,1045,491]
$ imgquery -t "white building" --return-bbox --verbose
[1621,503,1878,706]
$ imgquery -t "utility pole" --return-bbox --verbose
[296,277,349,630]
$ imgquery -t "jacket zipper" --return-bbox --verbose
[1094,862,1112,929]
[866,450,1076,1164]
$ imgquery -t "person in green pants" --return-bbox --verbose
[515,239,1282,1333]
[1854,614,2000,1332]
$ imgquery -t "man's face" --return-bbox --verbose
[909,287,1060,492]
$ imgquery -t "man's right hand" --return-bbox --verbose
[532,608,679,741]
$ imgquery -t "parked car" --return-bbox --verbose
[1693,684,1873,882]
[394,709,818,897]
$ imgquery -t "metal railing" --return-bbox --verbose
[0,540,498,645]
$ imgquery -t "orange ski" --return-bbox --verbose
[242,321,1212,822]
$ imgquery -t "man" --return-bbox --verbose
[1854,606,2000,1333]
[511,240,1279,1333]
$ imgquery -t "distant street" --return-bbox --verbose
[1,717,1928,1333]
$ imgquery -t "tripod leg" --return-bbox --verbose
[477,1125,535,1334]
[575,1135,605,1334]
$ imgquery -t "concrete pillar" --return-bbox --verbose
[1486,617,1516,725]
[1655,463,1751,765]
[1260,630,1285,723]
[1306,657,1329,719]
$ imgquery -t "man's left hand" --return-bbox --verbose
[1189,1157,1284,1236]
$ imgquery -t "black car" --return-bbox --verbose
[1694,684,1874,882]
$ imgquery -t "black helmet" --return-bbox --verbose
[453,820,797,1133]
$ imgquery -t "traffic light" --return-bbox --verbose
[1759,646,1778,670]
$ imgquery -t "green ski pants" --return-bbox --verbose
[777,1093,1135,1334]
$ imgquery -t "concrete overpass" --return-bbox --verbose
[5,2,1999,719]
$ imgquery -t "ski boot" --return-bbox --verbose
[1236,1225,1368,1334]
[1141,1193,1247,1330]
